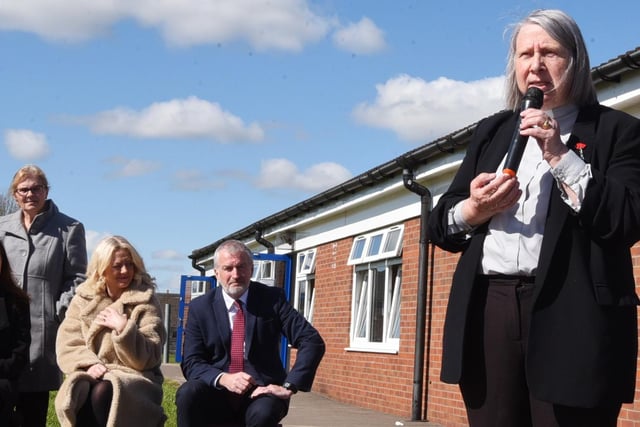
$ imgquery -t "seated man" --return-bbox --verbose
[176,240,325,427]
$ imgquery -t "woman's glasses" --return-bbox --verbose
[15,185,46,196]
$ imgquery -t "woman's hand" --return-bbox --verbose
[87,363,108,380]
[461,172,521,226]
[95,307,127,334]
[519,109,568,167]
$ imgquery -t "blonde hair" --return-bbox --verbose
[10,164,50,194]
[85,235,155,294]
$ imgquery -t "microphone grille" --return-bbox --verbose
[523,87,544,109]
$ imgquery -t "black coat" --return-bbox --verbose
[0,289,30,381]
[428,104,640,407]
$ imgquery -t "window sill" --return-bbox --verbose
[344,346,398,355]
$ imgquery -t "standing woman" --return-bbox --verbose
[427,9,640,427]
[0,241,31,425]
[55,235,166,427]
[0,164,87,427]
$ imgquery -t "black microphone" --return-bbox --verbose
[502,87,544,177]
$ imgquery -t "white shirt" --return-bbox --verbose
[449,104,592,275]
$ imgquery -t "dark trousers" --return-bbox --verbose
[0,379,18,426]
[176,379,288,427]
[460,276,621,427]
[16,391,50,427]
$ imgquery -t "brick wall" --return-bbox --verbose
[308,218,640,426]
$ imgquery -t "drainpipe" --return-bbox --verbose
[191,258,206,275]
[403,169,432,422]
[255,229,275,254]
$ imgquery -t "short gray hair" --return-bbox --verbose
[213,240,254,268]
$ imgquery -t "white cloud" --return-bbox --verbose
[171,170,225,192]
[0,0,333,51]
[353,75,505,142]
[3,129,50,160]
[332,17,386,55]
[256,158,352,192]
[152,249,184,260]
[0,1,123,43]
[105,157,162,178]
[82,97,264,143]
[85,230,113,255]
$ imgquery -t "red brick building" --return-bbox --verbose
[188,47,640,426]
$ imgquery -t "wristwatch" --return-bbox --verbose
[282,381,298,394]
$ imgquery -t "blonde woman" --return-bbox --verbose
[55,236,166,427]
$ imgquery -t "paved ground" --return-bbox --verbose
[161,363,442,427]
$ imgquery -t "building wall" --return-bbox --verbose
[310,229,415,412]
[306,215,640,426]
[188,54,640,426]
[156,291,180,360]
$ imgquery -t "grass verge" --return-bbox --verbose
[47,379,180,427]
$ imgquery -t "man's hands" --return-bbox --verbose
[220,372,294,399]
[220,372,256,396]
[251,384,294,399]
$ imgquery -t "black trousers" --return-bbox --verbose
[176,379,288,427]
[459,275,621,427]
[15,391,50,427]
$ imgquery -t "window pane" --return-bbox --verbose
[297,253,306,274]
[367,234,383,256]
[388,265,402,339]
[383,228,401,253]
[297,279,307,315]
[351,238,366,260]
[303,251,315,270]
[263,261,272,278]
[355,271,368,338]
[369,266,385,342]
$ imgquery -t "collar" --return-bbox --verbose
[222,288,249,311]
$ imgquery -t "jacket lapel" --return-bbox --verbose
[244,283,257,357]
[212,287,232,352]
[535,107,597,289]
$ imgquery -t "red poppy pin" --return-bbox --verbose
[575,142,586,160]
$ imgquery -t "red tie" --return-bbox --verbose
[229,301,245,373]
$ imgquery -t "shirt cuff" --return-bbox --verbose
[214,373,224,389]
[447,201,474,235]
[550,150,592,211]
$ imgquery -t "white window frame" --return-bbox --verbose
[347,225,404,265]
[252,260,275,285]
[294,249,317,322]
[347,225,403,353]
[190,280,208,300]
[349,259,402,352]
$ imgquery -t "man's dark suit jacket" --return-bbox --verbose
[428,104,640,408]
[181,281,325,392]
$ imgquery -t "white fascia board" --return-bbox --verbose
[260,157,465,253]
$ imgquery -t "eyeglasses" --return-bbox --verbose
[15,185,46,196]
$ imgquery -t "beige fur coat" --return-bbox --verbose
[55,280,167,427]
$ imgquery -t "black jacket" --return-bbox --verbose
[428,104,640,407]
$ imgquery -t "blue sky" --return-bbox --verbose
[1,0,637,293]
